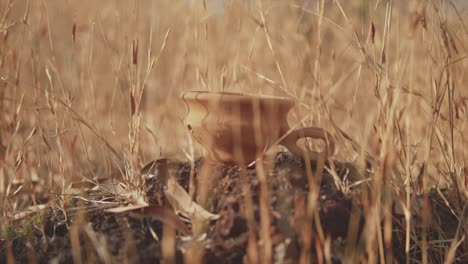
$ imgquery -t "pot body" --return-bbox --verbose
[182,91,295,165]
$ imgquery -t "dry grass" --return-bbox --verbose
[1,0,467,263]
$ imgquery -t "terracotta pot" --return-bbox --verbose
[181,91,334,165]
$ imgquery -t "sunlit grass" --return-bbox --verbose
[1,0,467,263]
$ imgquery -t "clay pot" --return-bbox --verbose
[181,91,334,165]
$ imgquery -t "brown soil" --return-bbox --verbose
[1,152,465,263]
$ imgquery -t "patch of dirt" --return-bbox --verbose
[1,152,466,263]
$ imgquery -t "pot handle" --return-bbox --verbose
[279,127,335,161]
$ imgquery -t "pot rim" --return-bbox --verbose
[180,90,295,105]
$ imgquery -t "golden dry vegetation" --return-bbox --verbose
[1,0,467,263]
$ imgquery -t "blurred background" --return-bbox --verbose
[1,0,467,209]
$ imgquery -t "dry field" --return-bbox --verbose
[1,0,467,263]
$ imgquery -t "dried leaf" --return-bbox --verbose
[106,205,190,236]
[164,177,219,222]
